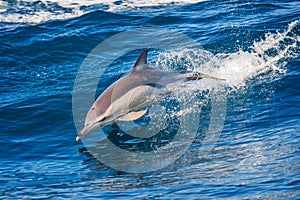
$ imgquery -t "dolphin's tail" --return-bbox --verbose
[185,72,225,81]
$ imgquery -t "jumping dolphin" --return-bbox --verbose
[76,50,224,141]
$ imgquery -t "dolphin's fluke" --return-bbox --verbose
[186,72,225,81]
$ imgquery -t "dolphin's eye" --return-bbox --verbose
[92,107,95,110]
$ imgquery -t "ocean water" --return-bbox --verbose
[1,0,300,199]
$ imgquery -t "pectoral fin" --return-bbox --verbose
[117,110,147,121]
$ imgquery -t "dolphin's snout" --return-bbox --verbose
[75,135,81,141]
[76,124,94,141]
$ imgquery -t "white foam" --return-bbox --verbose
[156,20,299,89]
[0,1,7,13]
[150,20,299,122]
[0,0,206,24]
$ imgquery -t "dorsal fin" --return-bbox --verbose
[131,50,148,71]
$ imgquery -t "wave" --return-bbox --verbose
[0,0,206,24]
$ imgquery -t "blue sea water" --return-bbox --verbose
[1,0,300,199]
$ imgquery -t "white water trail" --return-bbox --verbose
[153,20,299,119]
[157,20,299,90]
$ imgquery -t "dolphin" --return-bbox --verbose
[76,50,224,141]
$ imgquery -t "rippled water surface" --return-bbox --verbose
[1,0,299,199]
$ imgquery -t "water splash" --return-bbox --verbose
[156,20,299,89]
[151,20,299,121]
[251,20,299,72]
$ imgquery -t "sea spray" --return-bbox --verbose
[156,20,299,89]
[152,20,299,124]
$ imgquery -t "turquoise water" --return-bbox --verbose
[1,0,299,199]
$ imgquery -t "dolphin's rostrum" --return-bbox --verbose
[76,50,224,141]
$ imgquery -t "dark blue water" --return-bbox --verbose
[1,1,300,199]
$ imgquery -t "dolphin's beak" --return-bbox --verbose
[76,136,81,141]
[76,124,95,141]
